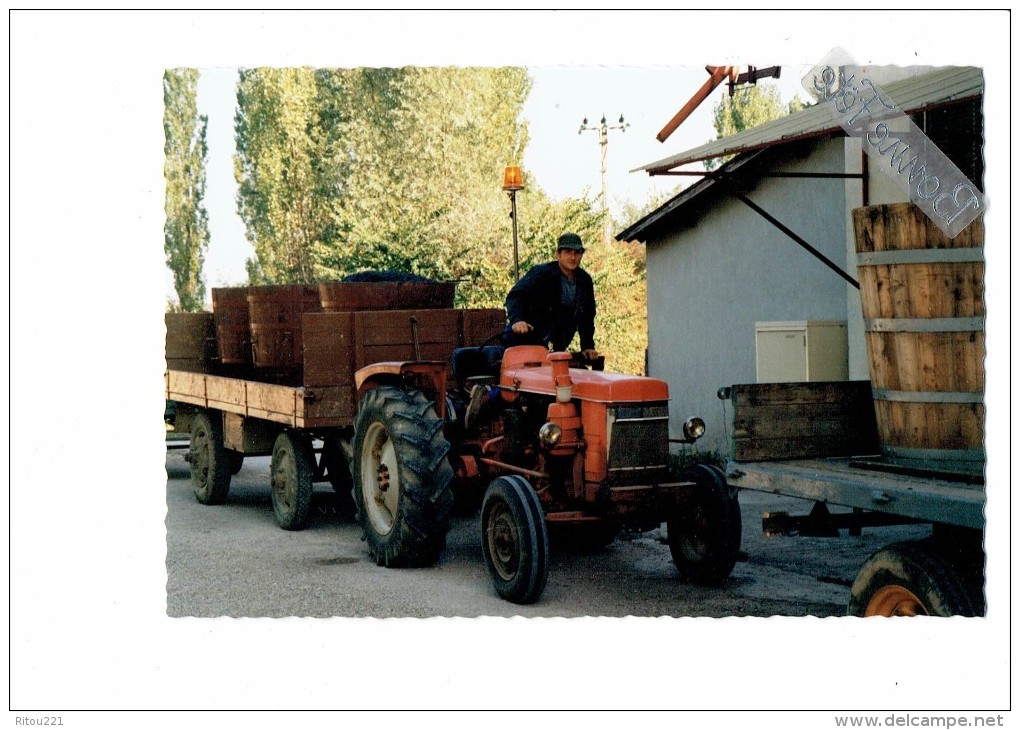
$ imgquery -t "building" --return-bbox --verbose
[618,66,984,456]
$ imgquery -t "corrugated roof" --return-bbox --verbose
[634,66,984,173]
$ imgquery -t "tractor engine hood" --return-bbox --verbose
[499,347,669,403]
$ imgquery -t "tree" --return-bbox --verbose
[316,67,532,287]
[705,81,800,170]
[163,68,209,312]
[234,67,344,284]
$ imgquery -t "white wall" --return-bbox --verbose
[646,138,853,457]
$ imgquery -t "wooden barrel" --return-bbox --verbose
[211,287,252,366]
[852,202,985,475]
[247,285,322,373]
[165,312,215,373]
[319,281,456,312]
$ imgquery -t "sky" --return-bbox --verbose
[194,63,809,294]
[10,9,1013,720]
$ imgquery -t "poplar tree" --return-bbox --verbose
[163,68,209,311]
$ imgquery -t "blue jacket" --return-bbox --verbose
[504,261,596,351]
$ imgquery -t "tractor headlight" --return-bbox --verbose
[539,422,563,448]
[682,416,706,442]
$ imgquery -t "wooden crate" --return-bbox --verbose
[302,308,506,387]
[463,308,507,346]
[730,381,880,462]
[302,312,356,387]
[165,312,215,373]
[319,280,456,311]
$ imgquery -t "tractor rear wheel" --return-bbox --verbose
[352,386,454,567]
[667,464,741,585]
[188,411,231,505]
[270,431,315,530]
[481,475,550,604]
[848,540,979,617]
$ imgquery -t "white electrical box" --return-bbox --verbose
[755,321,848,383]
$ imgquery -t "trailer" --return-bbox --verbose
[165,297,506,530]
[720,380,985,617]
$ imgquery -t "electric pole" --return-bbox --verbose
[579,113,629,248]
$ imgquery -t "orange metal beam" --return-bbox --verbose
[656,65,736,143]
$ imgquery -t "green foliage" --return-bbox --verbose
[234,67,339,284]
[230,66,649,375]
[705,81,793,171]
[668,448,727,478]
[163,68,209,312]
[787,94,810,115]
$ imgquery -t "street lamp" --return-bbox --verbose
[579,113,629,248]
[502,165,524,281]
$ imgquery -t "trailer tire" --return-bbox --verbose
[848,540,979,617]
[189,411,231,505]
[668,464,741,585]
[481,475,550,604]
[270,431,315,531]
[352,386,454,567]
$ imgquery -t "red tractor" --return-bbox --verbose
[349,343,741,604]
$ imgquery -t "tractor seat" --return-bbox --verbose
[451,345,504,388]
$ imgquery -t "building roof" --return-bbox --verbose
[618,66,984,243]
[633,66,984,174]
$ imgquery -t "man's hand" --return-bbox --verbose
[511,321,534,334]
[581,349,599,360]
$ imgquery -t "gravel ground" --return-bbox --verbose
[165,448,932,618]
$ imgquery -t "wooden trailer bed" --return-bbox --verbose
[165,369,353,429]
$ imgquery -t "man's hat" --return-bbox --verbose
[557,232,585,252]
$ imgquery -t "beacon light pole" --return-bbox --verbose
[502,165,525,281]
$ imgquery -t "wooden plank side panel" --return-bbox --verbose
[206,378,248,412]
[730,381,879,462]
[301,385,358,428]
[246,380,300,424]
[166,370,209,407]
[166,370,305,426]
[462,308,507,346]
[354,309,462,346]
[302,311,356,386]
[731,381,873,408]
[355,343,460,370]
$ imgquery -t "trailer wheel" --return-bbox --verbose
[270,431,315,531]
[848,540,979,617]
[667,464,741,585]
[481,475,550,604]
[352,386,454,567]
[189,411,231,505]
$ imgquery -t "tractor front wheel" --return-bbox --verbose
[481,475,550,604]
[667,464,742,585]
